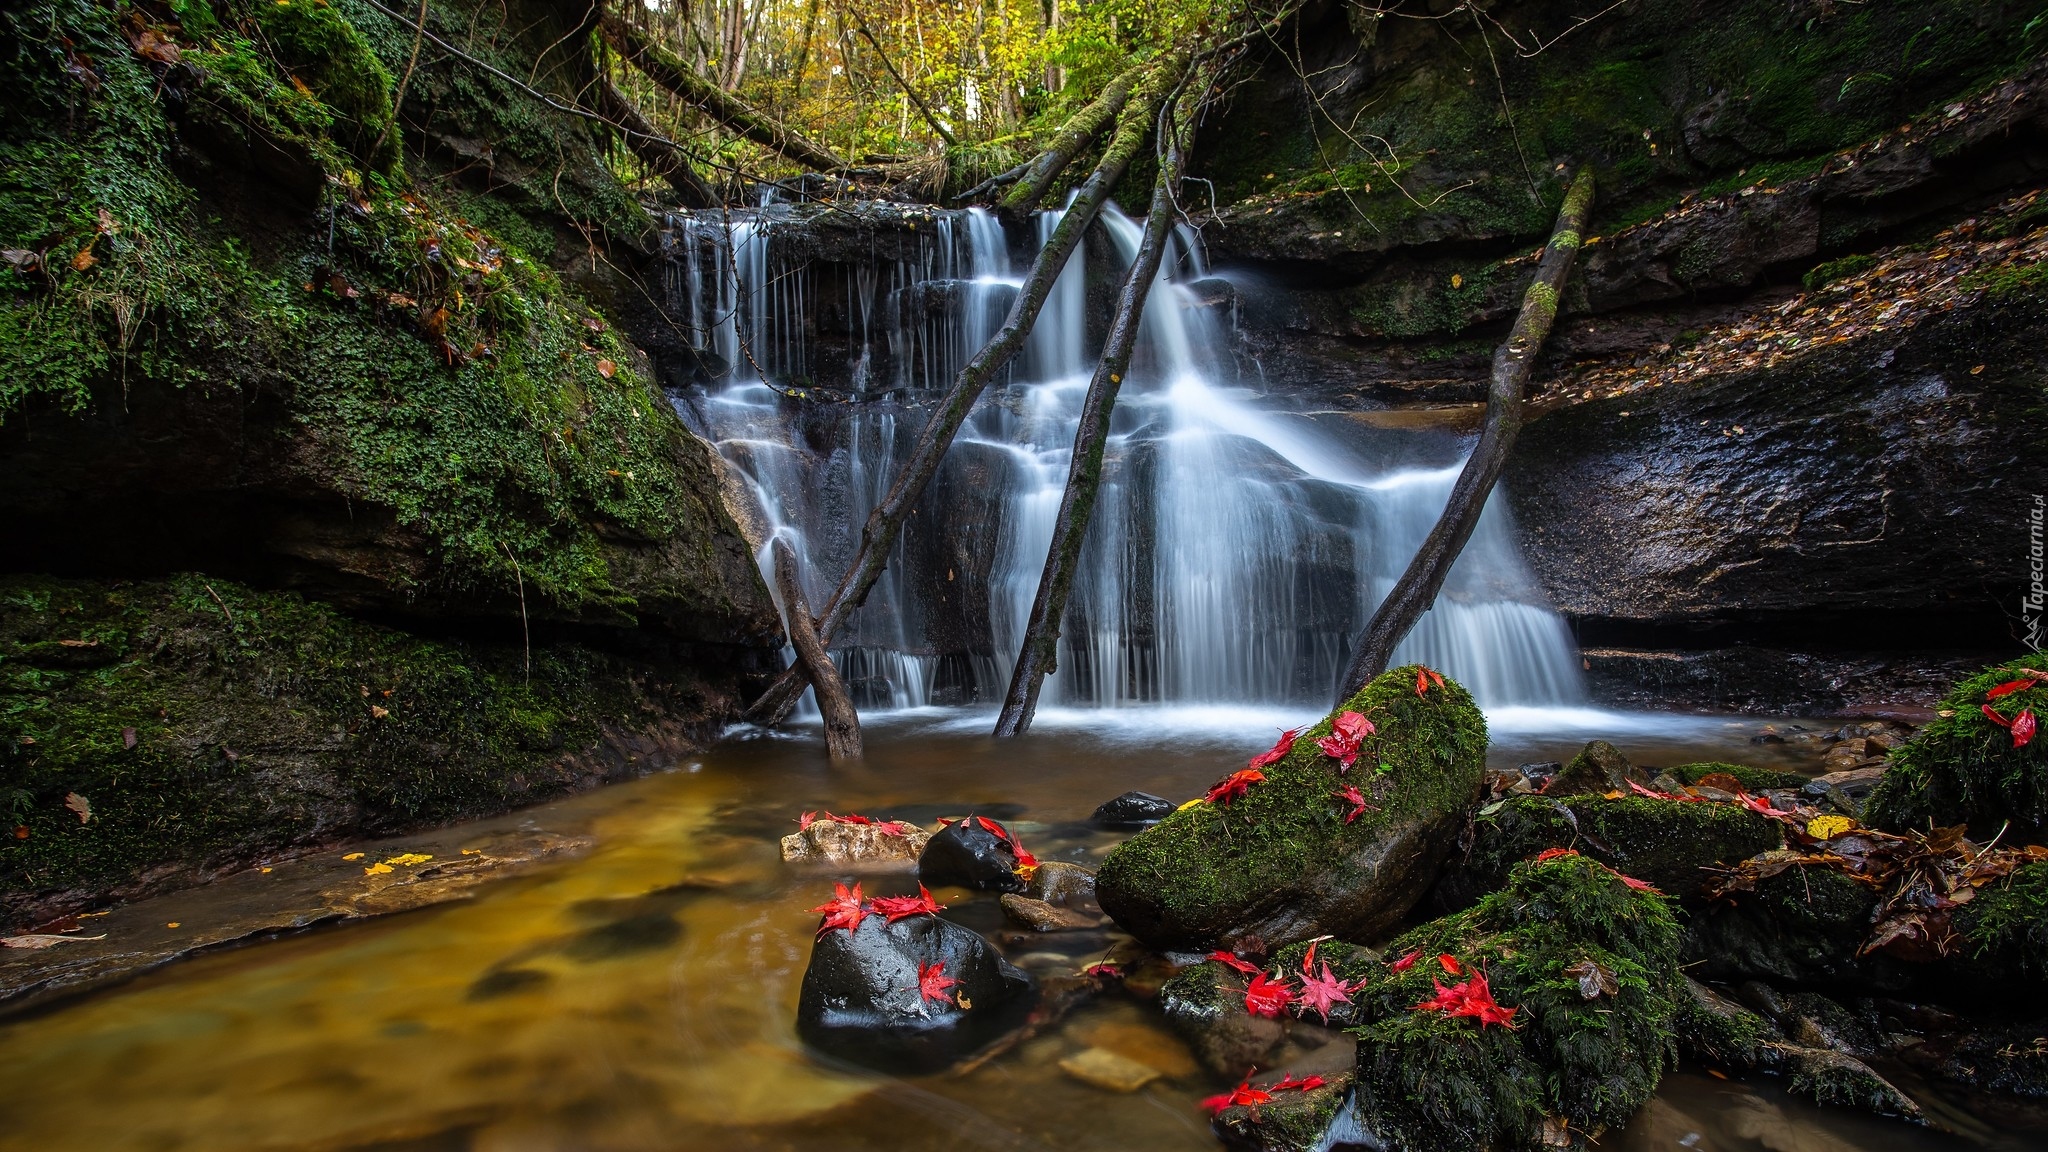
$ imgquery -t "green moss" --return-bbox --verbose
[0,575,703,922]
[1865,654,2048,838]
[1096,665,1487,949]
[1802,252,1879,291]
[235,0,400,173]
[1349,856,1682,1151]
[1672,977,1781,1069]
[1457,795,1781,904]
[1666,762,1812,793]
[1957,861,2048,980]
[1957,259,2048,301]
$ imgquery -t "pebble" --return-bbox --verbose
[1058,1047,1163,1093]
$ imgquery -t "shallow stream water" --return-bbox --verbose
[0,709,2041,1152]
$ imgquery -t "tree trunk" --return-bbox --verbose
[993,93,1193,738]
[600,10,851,173]
[1333,169,1596,705]
[855,23,958,147]
[772,538,863,761]
[743,52,1188,727]
[994,58,1147,216]
[595,78,716,207]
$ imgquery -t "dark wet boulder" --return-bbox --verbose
[1159,961,1288,1078]
[1682,861,1917,994]
[1543,739,1642,796]
[1092,790,1176,827]
[797,913,1035,1072]
[1674,976,1784,1071]
[1349,855,1683,1152]
[1096,666,1487,951]
[1867,656,2048,840]
[1433,794,1782,912]
[918,817,1028,893]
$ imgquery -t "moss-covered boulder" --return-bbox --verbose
[1866,656,2048,839]
[1435,794,1783,911]
[1347,855,1682,1151]
[1666,762,1812,794]
[1096,666,1487,951]
[0,575,731,926]
[1953,860,2048,986]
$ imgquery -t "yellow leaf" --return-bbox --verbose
[342,852,365,861]
[369,704,389,719]
[384,853,433,867]
[1450,273,1464,289]
[1807,814,1854,840]
[1177,798,1204,811]
[166,922,180,928]
[364,862,393,875]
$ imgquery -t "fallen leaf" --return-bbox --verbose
[917,960,960,1003]
[1201,1079,1274,1115]
[70,245,96,271]
[370,705,389,719]
[1247,728,1299,770]
[364,863,393,875]
[1389,949,1422,972]
[384,853,433,866]
[63,793,91,824]
[1205,768,1266,806]
[1807,814,1854,840]
[10,826,25,840]
[596,358,617,379]
[807,880,869,936]
[341,852,366,861]
[1243,971,1296,1017]
[121,727,137,749]
[1,933,107,949]
[1208,951,1259,975]
[870,885,946,922]
[166,922,180,928]
[1295,962,1356,1022]
[2,249,42,272]
[1564,958,1618,999]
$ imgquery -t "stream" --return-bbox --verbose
[0,710,2042,1152]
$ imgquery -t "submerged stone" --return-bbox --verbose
[1092,791,1177,827]
[918,817,1029,893]
[1096,665,1487,951]
[797,913,1035,1072]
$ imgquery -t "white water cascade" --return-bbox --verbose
[662,202,1584,716]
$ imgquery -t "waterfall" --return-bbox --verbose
[662,202,1583,715]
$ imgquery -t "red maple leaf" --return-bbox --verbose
[1389,949,1422,972]
[1084,963,1123,979]
[1612,870,1663,895]
[1244,971,1297,1018]
[917,960,960,1003]
[1332,782,1374,824]
[1294,962,1355,1023]
[975,816,1040,870]
[1248,728,1300,770]
[870,885,947,922]
[1531,847,1580,863]
[1209,950,1259,975]
[1414,666,1445,696]
[807,881,869,937]
[1201,1079,1275,1115]
[1437,953,1463,975]
[799,810,817,831]
[1988,677,2041,701]
[2013,708,2038,749]
[1272,1074,1327,1092]
[1206,768,1267,806]
[1413,970,1518,1028]
[1316,710,1376,772]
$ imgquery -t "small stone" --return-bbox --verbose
[1000,893,1098,932]
[1058,1047,1162,1093]
[1092,791,1176,827]
[780,818,928,869]
[1027,860,1096,906]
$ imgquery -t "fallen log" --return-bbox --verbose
[994,58,1150,217]
[1333,169,1595,705]
[993,89,1197,737]
[771,537,862,761]
[599,10,852,174]
[743,52,1190,727]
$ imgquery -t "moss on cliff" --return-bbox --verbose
[0,574,709,924]
[1350,855,1682,1151]
[1866,654,2048,838]
[0,0,748,620]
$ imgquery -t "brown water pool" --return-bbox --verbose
[0,706,2039,1152]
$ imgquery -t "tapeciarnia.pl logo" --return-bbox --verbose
[2027,494,2045,651]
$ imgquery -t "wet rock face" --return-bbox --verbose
[918,819,1028,893]
[796,914,1034,1072]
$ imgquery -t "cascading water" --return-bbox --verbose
[662,202,1583,716]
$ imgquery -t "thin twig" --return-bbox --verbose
[202,582,233,624]
[500,541,530,684]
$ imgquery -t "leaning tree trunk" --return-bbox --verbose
[1334,169,1596,705]
[992,89,1197,738]
[595,78,716,207]
[599,9,852,173]
[771,538,862,761]
[742,51,1190,727]
[992,58,1150,216]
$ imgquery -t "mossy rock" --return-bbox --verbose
[1667,762,1812,793]
[1157,961,1287,1078]
[1211,1073,1362,1152]
[1349,856,1683,1152]
[1439,795,1783,910]
[1954,860,2048,984]
[1681,864,1915,995]
[1672,975,1782,1071]
[1866,655,2048,839]
[1096,666,1487,951]
[0,575,717,926]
